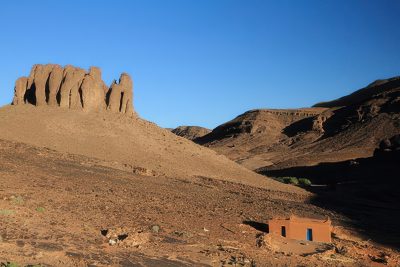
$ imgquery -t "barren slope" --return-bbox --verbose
[313,76,400,108]
[0,105,300,194]
[171,126,211,140]
[196,108,327,169]
[1,139,398,266]
[197,77,400,171]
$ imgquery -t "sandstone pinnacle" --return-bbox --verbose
[12,64,134,115]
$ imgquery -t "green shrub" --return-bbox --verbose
[10,195,24,205]
[273,177,285,183]
[35,207,45,213]
[0,210,15,216]
[283,177,299,185]
[298,178,312,186]
[1,262,19,267]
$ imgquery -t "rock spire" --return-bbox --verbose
[12,64,134,115]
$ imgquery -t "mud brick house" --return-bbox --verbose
[269,216,332,242]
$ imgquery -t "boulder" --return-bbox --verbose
[81,67,107,112]
[107,73,133,114]
[12,77,28,105]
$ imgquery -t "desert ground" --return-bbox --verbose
[1,65,399,266]
[1,139,399,266]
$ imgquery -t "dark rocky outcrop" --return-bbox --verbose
[12,64,134,115]
[313,76,400,108]
[196,76,400,172]
[171,126,211,140]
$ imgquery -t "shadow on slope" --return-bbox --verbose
[258,137,400,249]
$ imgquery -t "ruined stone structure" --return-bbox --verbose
[12,64,134,115]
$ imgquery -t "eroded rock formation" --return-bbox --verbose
[12,64,134,115]
[107,73,133,114]
[12,77,28,105]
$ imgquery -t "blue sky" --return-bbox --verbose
[0,0,399,129]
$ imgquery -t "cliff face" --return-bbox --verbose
[12,64,134,115]
[195,76,400,171]
[196,108,326,144]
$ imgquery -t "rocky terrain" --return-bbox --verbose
[2,64,293,191]
[261,134,400,248]
[1,65,400,266]
[1,139,399,266]
[196,108,327,170]
[13,64,133,115]
[195,76,400,172]
[190,76,400,255]
[0,105,295,193]
[171,126,211,140]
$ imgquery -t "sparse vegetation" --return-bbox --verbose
[10,195,24,205]
[0,210,15,216]
[1,262,19,267]
[273,177,312,187]
[35,207,45,212]
[282,177,299,185]
[298,178,312,187]
[0,263,42,267]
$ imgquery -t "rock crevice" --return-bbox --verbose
[12,64,134,115]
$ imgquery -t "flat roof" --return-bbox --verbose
[269,215,331,225]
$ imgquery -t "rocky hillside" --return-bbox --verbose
[171,126,211,140]
[196,76,400,171]
[313,76,400,108]
[1,64,302,194]
[4,138,394,266]
[259,134,400,248]
[12,64,133,114]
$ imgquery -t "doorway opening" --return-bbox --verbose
[281,226,286,237]
[306,228,313,241]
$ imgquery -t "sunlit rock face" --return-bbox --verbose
[12,64,134,115]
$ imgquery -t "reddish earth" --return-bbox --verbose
[1,139,399,266]
[1,73,400,266]
[0,105,293,192]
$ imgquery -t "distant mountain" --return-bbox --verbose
[171,126,211,140]
[313,76,400,108]
[195,76,400,172]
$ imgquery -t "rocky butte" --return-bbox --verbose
[12,64,134,115]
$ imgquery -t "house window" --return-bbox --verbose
[281,226,286,237]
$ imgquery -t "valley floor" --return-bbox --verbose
[0,140,398,266]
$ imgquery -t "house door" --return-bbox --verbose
[281,226,286,237]
[306,228,313,241]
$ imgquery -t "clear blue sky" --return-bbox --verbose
[0,0,399,129]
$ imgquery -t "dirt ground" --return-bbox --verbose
[1,139,399,266]
[0,105,301,194]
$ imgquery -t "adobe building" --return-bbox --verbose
[268,215,332,243]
